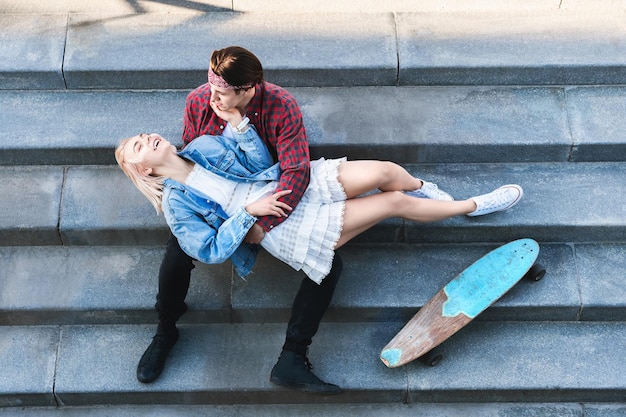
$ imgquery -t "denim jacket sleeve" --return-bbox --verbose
[232,125,274,172]
[182,127,275,178]
[163,185,257,265]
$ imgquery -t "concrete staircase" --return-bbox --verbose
[2,1,626,415]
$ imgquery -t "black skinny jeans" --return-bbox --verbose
[155,232,342,355]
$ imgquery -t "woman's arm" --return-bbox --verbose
[164,191,257,265]
[211,102,273,172]
[231,125,274,172]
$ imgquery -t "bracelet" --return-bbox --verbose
[232,116,250,133]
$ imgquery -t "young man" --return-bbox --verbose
[136,46,452,394]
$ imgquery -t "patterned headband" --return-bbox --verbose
[208,67,254,90]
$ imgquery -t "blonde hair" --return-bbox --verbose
[115,136,166,214]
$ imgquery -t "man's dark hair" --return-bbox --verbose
[210,46,264,89]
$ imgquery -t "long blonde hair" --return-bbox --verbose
[115,136,167,214]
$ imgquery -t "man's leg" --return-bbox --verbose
[270,254,343,394]
[155,234,195,322]
[137,233,194,383]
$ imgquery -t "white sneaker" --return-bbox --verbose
[406,181,454,201]
[467,184,523,217]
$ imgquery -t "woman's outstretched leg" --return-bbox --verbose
[336,192,472,247]
[335,184,523,249]
[337,160,452,200]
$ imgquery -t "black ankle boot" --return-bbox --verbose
[269,351,341,394]
[136,324,179,383]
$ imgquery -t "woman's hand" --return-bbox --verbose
[245,190,293,218]
[210,101,243,126]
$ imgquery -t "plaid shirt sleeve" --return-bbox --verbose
[182,84,217,145]
[255,90,310,232]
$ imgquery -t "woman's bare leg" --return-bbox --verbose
[337,160,425,198]
[335,191,476,249]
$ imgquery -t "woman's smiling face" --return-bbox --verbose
[122,133,174,167]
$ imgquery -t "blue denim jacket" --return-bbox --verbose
[161,127,282,277]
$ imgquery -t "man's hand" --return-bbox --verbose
[210,101,243,126]
[244,223,266,244]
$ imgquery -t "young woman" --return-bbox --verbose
[115,106,523,285]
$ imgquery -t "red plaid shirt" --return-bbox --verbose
[182,81,311,232]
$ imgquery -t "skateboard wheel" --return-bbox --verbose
[525,263,546,281]
[422,350,443,366]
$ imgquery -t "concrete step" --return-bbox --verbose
[0,0,605,14]
[2,161,626,246]
[2,8,626,89]
[1,241,624,326]
[0,402,613,417]
[2,321,626,407]
[0,242,606,326]
[2,86,625,166]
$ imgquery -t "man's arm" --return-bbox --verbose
[255,99,310,233]
[182,84,214,145]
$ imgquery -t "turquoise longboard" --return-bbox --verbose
[380,238,543,368]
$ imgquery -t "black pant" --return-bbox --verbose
[155,233,194,323]
[155,233,342,354]
[282,253,342,355]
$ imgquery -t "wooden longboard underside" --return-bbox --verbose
[380,290,472,367]
[381,239,539,368]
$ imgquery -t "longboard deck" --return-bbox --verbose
[380,238,539,368]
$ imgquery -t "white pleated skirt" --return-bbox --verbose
[261,157,346,284]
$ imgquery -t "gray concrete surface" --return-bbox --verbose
[0,90,187,165]
[397,10,626,85]
[576,244,626,320]
[0,166,64,245]
[4,0,624,15]
[0,246,232,325]
[3,86,626,166]
[3,7,626,88]
[8,162,615,246]
[3,0,626,412]
[234,243,581,323]
[407,321,626,402]
[0,14,66,89]
[4,161,626,247]
[0,403,591,416]
[0,243,588,326]
[59,166,168,246]
[566,87,626,161]
[298,86,572,163]
[0,0,570,14]
[63,12,397,89]
[0,322,618,405]
[0,326,59,407]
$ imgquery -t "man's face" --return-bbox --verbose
[209,83,245,111]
